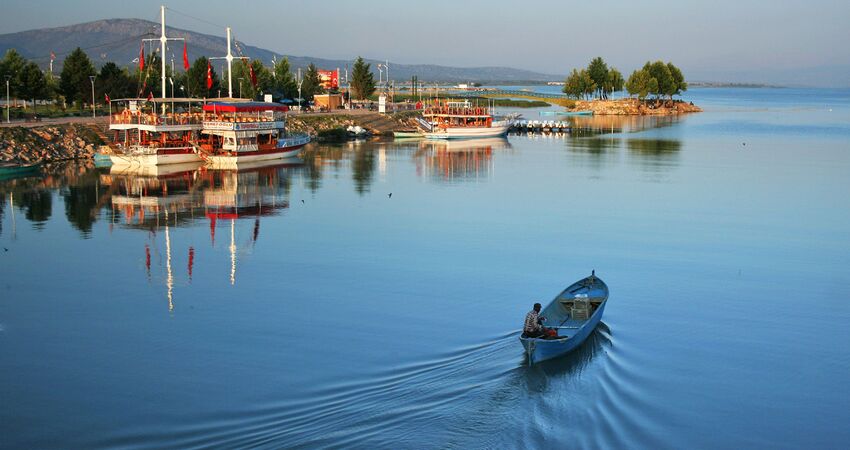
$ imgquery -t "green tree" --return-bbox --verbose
[18,61,48,102]
[232,59,273,99]
[300,63,324,102]
[0,49,28,100]
[185,56,220,98]
[587,56,609,99]
[667,62,687,98]
[563,68,596,100]
[59,47,96,106]
[563,69,584,99]
[97,62,134,100]
[350,56,375,100]
[625,68,657,100]
[603,68,625,98]
[644,61,674,100]
[273,56,297,99]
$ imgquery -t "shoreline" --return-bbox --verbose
[571,98,702,115]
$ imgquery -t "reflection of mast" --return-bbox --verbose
[165,210,174,312]
[188,246,194,282]
[229,219,236,285]
[9,192,16,240]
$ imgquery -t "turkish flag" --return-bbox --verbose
[249,64,257,88]
[104,93,110,103]
[147,91,154,102]
[206,61,213,90]
[183,43,190,71]
[139,43,145,71]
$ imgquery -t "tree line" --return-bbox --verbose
[0,47,381,110]
[562,57,688,101]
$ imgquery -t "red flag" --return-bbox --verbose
[139,43,145,71]
[104,93,110,103]
[183,42,190,71]
[206,61,213,90]
[50,51,56,61]
[249,64,257,88]
[147,91,154,102]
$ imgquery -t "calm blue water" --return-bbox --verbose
[2,88,850,449]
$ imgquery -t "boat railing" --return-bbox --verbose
[111,112,206,126]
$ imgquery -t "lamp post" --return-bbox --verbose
[89,75,96,118]
[5,75,10,124]
[296,67,303,111]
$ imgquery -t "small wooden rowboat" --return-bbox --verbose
[519,271,609,365]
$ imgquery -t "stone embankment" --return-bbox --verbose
[287,111,422,141]
[0,124,104,164]
[572,99,702,115]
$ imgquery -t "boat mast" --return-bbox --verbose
[209,27,248,98]
[160,5,167,101]
[141,6,185,105]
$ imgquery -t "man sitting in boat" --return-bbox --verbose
[523,303,555,339]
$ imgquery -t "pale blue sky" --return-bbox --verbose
[2,0,850,84]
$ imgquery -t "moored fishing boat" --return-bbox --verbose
[423,100,511,140]
[0,162,41,180]
[519,271,609,365]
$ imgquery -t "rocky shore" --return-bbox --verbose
[572,98,702,115]
[0,124,104,164]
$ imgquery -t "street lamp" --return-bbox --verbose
[89,75,96,118]
[5,75,10,124]
[296,67,303,111]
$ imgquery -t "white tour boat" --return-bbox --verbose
[423,100,511,140]
[197,101,310,169]
[108,98,205,166]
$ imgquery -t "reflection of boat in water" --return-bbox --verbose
[101,163,296,307]
[203,157,303,172]
[108,161,204,178]
[519,271,609,365]
[421,137,511,152]
[416,137,508,182]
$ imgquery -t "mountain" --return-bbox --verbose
[0,19,561,83]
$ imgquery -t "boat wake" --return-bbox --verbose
[94,322,666,449]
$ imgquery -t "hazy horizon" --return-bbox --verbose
[2,0,849,86]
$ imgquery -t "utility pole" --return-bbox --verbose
[5,75,10,123]
[89,75,96,118]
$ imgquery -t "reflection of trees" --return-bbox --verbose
[352,148,376,195]
[626,138,682,178]
[569,114,682,136]
[626,138,682,155]
[61,170,102,237]
[18,189,52,229]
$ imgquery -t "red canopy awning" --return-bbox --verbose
[203,102,289,113]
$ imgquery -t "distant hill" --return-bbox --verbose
[0,19,561,84]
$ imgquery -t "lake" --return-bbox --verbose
[2,87,850,449]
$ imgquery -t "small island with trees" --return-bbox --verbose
[562,57,701,115]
